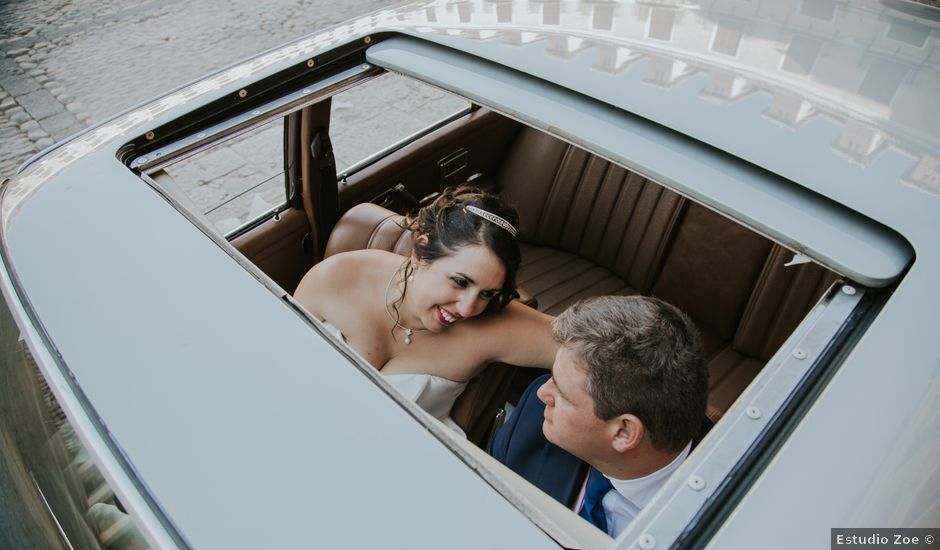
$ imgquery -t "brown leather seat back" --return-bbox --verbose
[496,129,839,420]
[702,244,838,415]
[732,244,839,361]
[651,203,774,358]
[498,126,685,294]
[324,202,516,446]
[324,202,413,258]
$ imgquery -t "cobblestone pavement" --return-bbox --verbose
[0,0,402,179]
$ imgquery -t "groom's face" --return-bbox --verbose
[537,345,609,462]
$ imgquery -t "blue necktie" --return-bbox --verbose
[579,468,612,533]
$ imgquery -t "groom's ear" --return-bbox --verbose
[610,414,644,454]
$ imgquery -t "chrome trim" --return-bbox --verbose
[133,63,385,174]
[30,472,75,550]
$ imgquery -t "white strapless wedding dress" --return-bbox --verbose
[382,373,467,436]
[323,323,467,435]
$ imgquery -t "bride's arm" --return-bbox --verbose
[483,301,557,370]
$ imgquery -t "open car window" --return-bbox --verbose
[158,118,287,236]
[330,72,469,175]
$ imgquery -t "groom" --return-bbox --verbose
[490,295,710,538]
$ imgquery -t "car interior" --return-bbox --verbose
[5,69,846,550]
[222,94,839,449]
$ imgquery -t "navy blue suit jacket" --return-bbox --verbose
[490,374,712,509]
[489,374,589,508]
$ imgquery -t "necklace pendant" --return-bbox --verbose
[404,328,413,345]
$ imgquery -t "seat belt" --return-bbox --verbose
[310,127,339,254]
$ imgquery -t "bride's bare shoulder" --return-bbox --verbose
[294,250,402,300]
[321,249,396,275]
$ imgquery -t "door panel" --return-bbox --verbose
[339,108,521,212]
[231,207,312,294]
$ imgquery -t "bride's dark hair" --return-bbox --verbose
[402,185,521,313]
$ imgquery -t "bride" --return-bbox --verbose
[293,186,556,433]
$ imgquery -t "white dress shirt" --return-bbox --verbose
[599,442,692,537]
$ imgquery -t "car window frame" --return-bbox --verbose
[136,68,475,241]
[336,100,475,181]
[131,62,385,240]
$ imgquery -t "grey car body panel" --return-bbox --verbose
[706,262,940,548]
[380,2,940,240]
[366,36,912,287]
[2,1,940,549]
[0,152,556,548]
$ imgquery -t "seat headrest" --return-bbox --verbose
[324,203,414,258]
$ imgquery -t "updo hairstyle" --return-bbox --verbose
[405,185,521,312]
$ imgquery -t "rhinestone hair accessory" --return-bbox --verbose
[465,205,517,237]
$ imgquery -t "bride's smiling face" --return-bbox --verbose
[406,244,507,332]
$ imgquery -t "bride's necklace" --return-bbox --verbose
[385,263,429,345]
